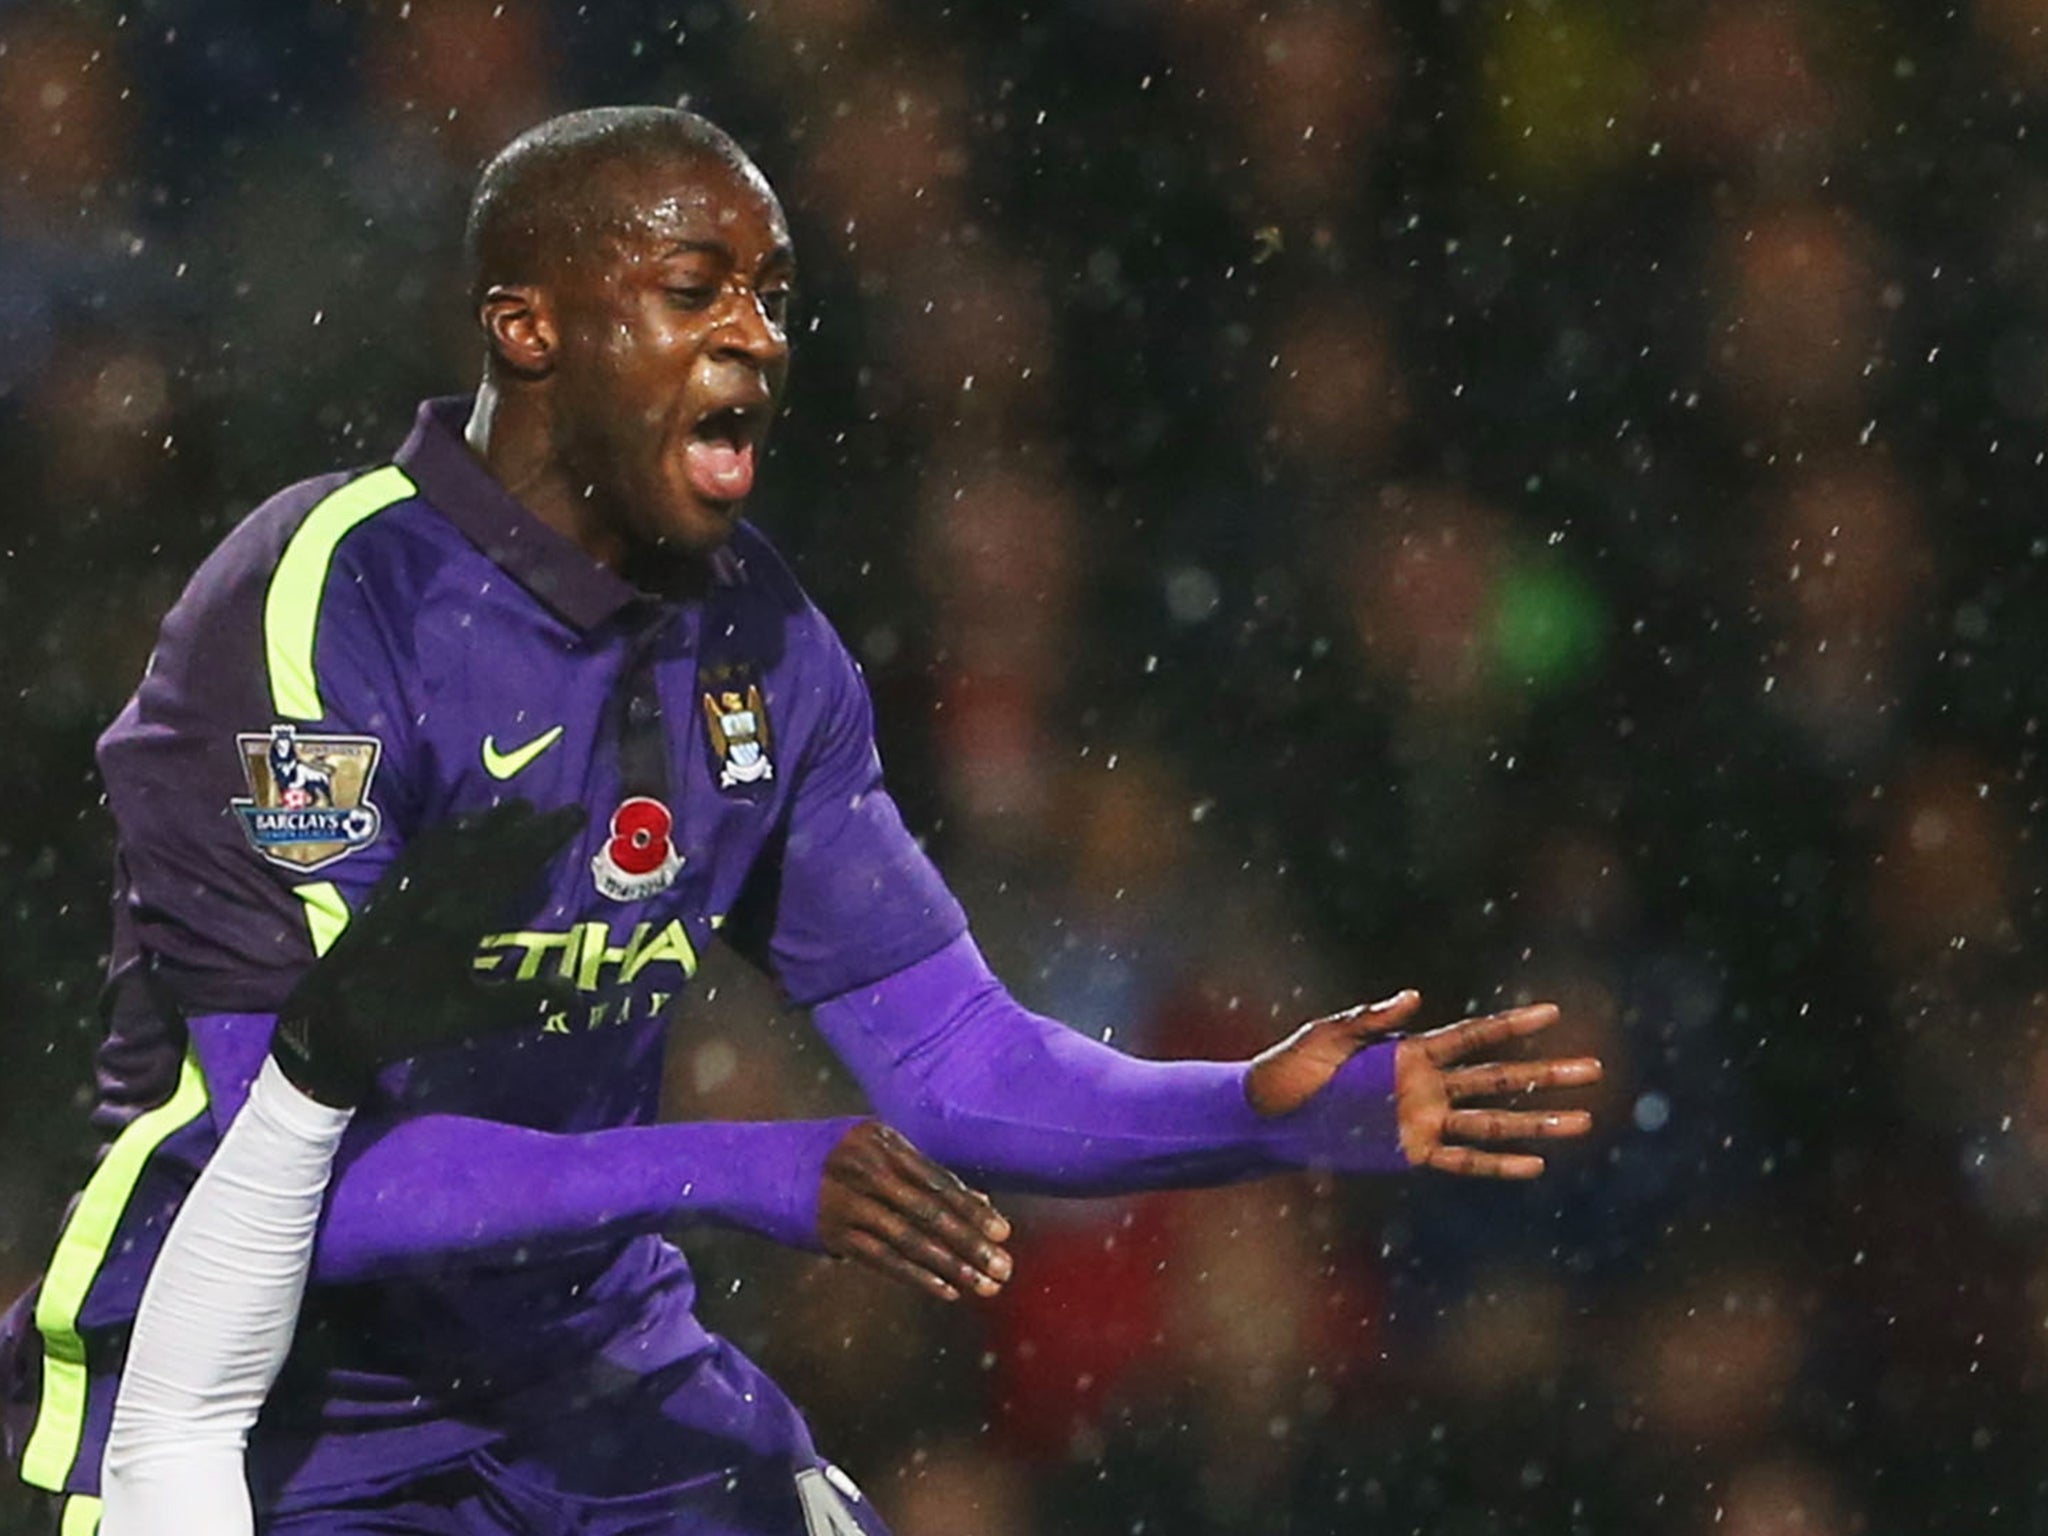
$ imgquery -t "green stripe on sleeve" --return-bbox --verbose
[294,880,353,957]
[60,1495,102,1536]
[264,464,416,721]
[20,1051,211,1491]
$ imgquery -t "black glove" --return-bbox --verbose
[270,800,586,1106]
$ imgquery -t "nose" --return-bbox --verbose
[713,284,789,371]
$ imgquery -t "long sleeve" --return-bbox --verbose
[180,1012,860,1283]
[309,1110,859,1284]
[809,932,1406,1195]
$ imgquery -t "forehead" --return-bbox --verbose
[591,152,790,258]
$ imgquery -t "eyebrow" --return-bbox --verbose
[657,239,797,268]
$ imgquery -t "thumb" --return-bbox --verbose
[1325,989,1423,1042]
[1246,990,1422,1118]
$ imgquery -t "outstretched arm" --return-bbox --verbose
[309,1107,859,1279]
[165,1026,1007,1295]
[169,1024,1007,1291]
[811,932,1602,1195]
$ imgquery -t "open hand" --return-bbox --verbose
[817,1122,1014,1301]
[1247,991,1602,1178]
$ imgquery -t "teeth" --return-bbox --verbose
[698,407,755,440]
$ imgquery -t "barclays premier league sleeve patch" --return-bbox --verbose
[230,724,384,871]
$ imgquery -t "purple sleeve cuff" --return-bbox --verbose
[810,933,1406,1194]
[1255,1042,1405,1173]
[657,1116,860,1250]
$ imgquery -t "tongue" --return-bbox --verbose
[682,437,755,502]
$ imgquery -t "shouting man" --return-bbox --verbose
[4,107,1600,1535]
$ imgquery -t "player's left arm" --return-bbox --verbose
[753,621,1599,1192]
[811,933,1602,1192]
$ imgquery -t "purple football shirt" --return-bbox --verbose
[25,397,966,1496]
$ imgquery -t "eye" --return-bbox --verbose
[759,285,793,326]
[665,285,718,311]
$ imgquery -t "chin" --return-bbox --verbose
[648,499,745,556]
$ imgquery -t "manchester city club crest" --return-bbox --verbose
[231,724,384,871]
[702,681,774,789]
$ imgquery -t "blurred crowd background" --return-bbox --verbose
[4,0,2047,1531]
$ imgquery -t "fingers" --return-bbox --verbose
[836,1226,973,1302]
[1418,1003,1561,1067]
[1441,1056,1605,1101]
[843,1188,1010,1301]
[1399,1005,1606,1180]
[878,1127,1011,1245]
[382,799,587,932]
[872,1133,1014,1293]
[1426,1144,1548,1179]
[1442,1108,1593,1142]
[826,1125,1013,1302]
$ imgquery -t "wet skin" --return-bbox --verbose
[467,149,795,567]
[457,151,1020,1300]
[454,142,1600,1301]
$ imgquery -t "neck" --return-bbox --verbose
[465,378,630,572]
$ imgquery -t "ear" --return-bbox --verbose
[479,284,556,379]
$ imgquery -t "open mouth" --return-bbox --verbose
[695,405,764,448]
[680,405,765,505]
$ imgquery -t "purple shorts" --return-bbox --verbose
[15,1327,891,1536]
[252,1336,891,1536]
[263,1451,890,1536]
[39,1455,888,1536]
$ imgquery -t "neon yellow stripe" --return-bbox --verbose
[294,881,352,957]
[22,1051,210,1491]
[264,464,416,721]
[61,1494,102,1536]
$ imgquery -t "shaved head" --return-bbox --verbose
[464,106,767,307]
[460,104,795,559]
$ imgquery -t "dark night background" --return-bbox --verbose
[5,1,2048,1531]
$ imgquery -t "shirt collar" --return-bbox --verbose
[396,396,731,633]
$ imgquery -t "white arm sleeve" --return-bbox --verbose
[100,1056,353,1536]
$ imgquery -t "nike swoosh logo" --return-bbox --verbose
[482,725,565,780]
